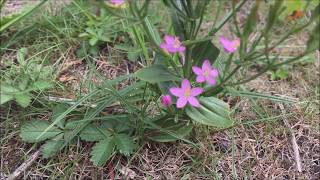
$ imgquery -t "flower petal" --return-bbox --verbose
[206,76,217,86]
[219,36,238,53]
[190,87,203,96]
[181,79,190,90]
[188,97,200,107]
[176,97,188,108]
[210,69,219,77]
[202,59,211,70]
[192,66,203,75]
[164,35,175,44]
[160,43,167,50]
[169,87,183,97]
[166,45,178,53]
[196,75,206,83]
[178,46,186,52]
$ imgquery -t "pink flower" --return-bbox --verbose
[219,36,240,53]
[160,35,186,54]
[109,0,125,5]
[169,79,203,108]
[192,60,219,86]
[161,95,172,107]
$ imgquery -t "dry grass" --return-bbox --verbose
[1,1,319,180]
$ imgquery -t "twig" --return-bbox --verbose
[7,150,40,180]
[278,104,302,173]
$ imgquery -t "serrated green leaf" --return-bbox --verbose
[149,124,193,142]
[15,93,32,107]
[90,138,115,166]
[0,84,19,93]
[0,93,13,104]
[186,97,233,128]
[18,77,29,90]
[80,124,109,142]
[135,64,180,83]
[33,80,52,90]
[52,104,68,129]
[113,134,134,156]
[41,134,64,158]
[20,120,62,142]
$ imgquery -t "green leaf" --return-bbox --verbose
[0,93,14,104]
[89,37,99,46]
[41,134,64,158]
[127,51,141,62]
[52,104,68,129]
[90,138,115,166]
[191,40,220,65]
[186,97,233,128]
[80,124,109,142]
[135,64,180,83]
[17,48,27,65]
[18,77,29,90]
[113,134,134,156]
[15,93,32,108]
[283,0,303,15]
[0,84,19,93]
[20,120,62,143]
[149,124,193,142]
[33,80,52,90]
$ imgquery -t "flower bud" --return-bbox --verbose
[161,95,172,107]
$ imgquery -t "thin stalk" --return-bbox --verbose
[208,0,246,36]
[212,0,222,29]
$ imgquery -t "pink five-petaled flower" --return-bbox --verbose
[161,95,172,107]
[169,79,203,108]
[192,60,219,86]
[219,36,240,53]
[160,35,186,54]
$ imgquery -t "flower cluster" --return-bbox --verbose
[160,35,240,109]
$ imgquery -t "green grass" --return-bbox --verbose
[1,0,319,179]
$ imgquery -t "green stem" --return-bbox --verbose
[182,36,214,46]
[208,0,246,36]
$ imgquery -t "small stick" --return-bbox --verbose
[279,104,302,172]
[7,150,40,180]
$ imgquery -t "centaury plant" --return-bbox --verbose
[17,0,319,166]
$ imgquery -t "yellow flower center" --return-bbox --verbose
[204,69,209,77]
[231,40,240,49]
[185,88,190,97]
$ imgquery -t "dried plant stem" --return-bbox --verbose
[7,150,40,180]
[279,104,302,173]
